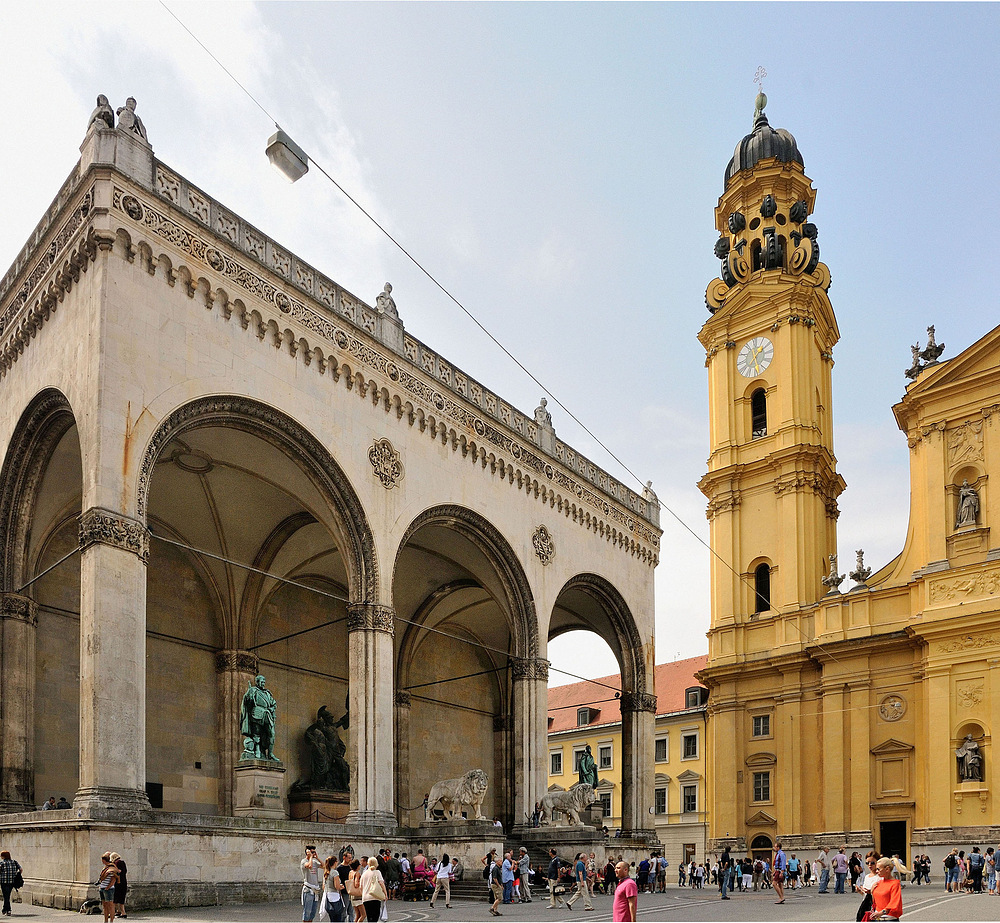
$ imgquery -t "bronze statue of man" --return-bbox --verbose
[578,744,599,789]
[240,674,279,761]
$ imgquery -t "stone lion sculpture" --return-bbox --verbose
[427,769,489,822]
[539,783,596,826]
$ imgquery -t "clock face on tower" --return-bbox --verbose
[737,336,774,378]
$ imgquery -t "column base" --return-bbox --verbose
[345,809,397,831]
[0,800,37,814]
[73,786,151,815]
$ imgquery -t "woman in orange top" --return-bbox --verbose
[868,857,903,921]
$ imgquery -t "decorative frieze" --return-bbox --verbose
[948,420,984,466]
[877,694,906,722]
[0,593,38,626]
[936,633,999,653]
[929,568,1000,604]
[215,649,259,675]
[79,507,150,563]
[532,525,555,565]
[108,182,660,564]
[368,438,403,489]
[346,603,394,635]
[956,680,984,709]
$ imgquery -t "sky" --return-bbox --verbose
[2,2,999,688]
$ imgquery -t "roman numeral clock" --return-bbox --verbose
[736,336,773,378]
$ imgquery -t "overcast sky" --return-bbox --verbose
[2,3,998,687]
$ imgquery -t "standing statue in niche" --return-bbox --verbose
[956,479,980,528]
[955,734,983,782]
[577,744,599,789]
[240,674,280,761]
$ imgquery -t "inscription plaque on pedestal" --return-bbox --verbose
[235,760,288,819]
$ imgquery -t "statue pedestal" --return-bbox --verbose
[234,760,287,819]
[288,788,350,823]
[584,803,605,829]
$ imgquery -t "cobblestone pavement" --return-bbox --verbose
[10,884,1000,923]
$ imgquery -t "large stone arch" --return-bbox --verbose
[552,572,648,699]
[0,388,78,592]
[394,504,538,663]
[136,395,379,606]
[392,504,541,829]
[551,572,656,838]
[0,388,82,810]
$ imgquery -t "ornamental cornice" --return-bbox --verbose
[79,507,150,563]
[109,180,660,567]
[215,649,259,674]
[0,185,109,379]
[0,593,38,626]
[346,603,394,635]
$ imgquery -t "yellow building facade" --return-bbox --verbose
[547,658,709,862]
[698,95,1000,860]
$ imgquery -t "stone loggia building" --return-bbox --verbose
[0,101,660,907]
[698,94,1000,859]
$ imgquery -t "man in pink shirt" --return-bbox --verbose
[612,861,637,922]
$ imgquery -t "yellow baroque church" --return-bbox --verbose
[697,92,999,861]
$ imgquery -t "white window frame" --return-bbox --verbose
[654,786,667,815]
[573,746,587,774]
[549,749,563,776]
[599,791,612,816]
[751,714,772,739]
[598,742,613,770]
[655,735,669,763]
[682,783,698,814]
[577,707,590,727]
[681,730,699,761]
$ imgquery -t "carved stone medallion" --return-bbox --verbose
[532,525,555,565]
[368,438,403,489]
[878,694,906,722]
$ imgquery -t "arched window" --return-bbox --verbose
[754,563,771,613]
[751,389,767,439]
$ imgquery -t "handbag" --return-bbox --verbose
[371,875,387,902]
[12,870,23,890]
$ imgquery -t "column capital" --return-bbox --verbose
[347,603,394,634]
[394,690,412,708]
[215,649,260,674]
[0,593,38,625]
[79,507,150,563]
[510,656,549,681]
[620,691,658,714]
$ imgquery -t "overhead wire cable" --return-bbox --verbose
[156,2,851,669]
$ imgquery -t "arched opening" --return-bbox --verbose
[141,398,373,815]
[0,391,83,811]
[550,575,651,834]
[754,563,771,614]
[393,507,536,830]
[751,389,767,439]
[547,630,621,822]
[750,834,773,860]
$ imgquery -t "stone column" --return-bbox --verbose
[0,593,38,812]
[74,508,151,813]
[394,690,411,825]
[620,691,657,838]
[511,657,549,833]
[346,603,395,827]
[215,649,259,815]
[493,714,513,828]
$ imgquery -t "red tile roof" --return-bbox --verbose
[546,655,709,734]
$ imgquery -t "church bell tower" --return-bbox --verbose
[698,91,846,656]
